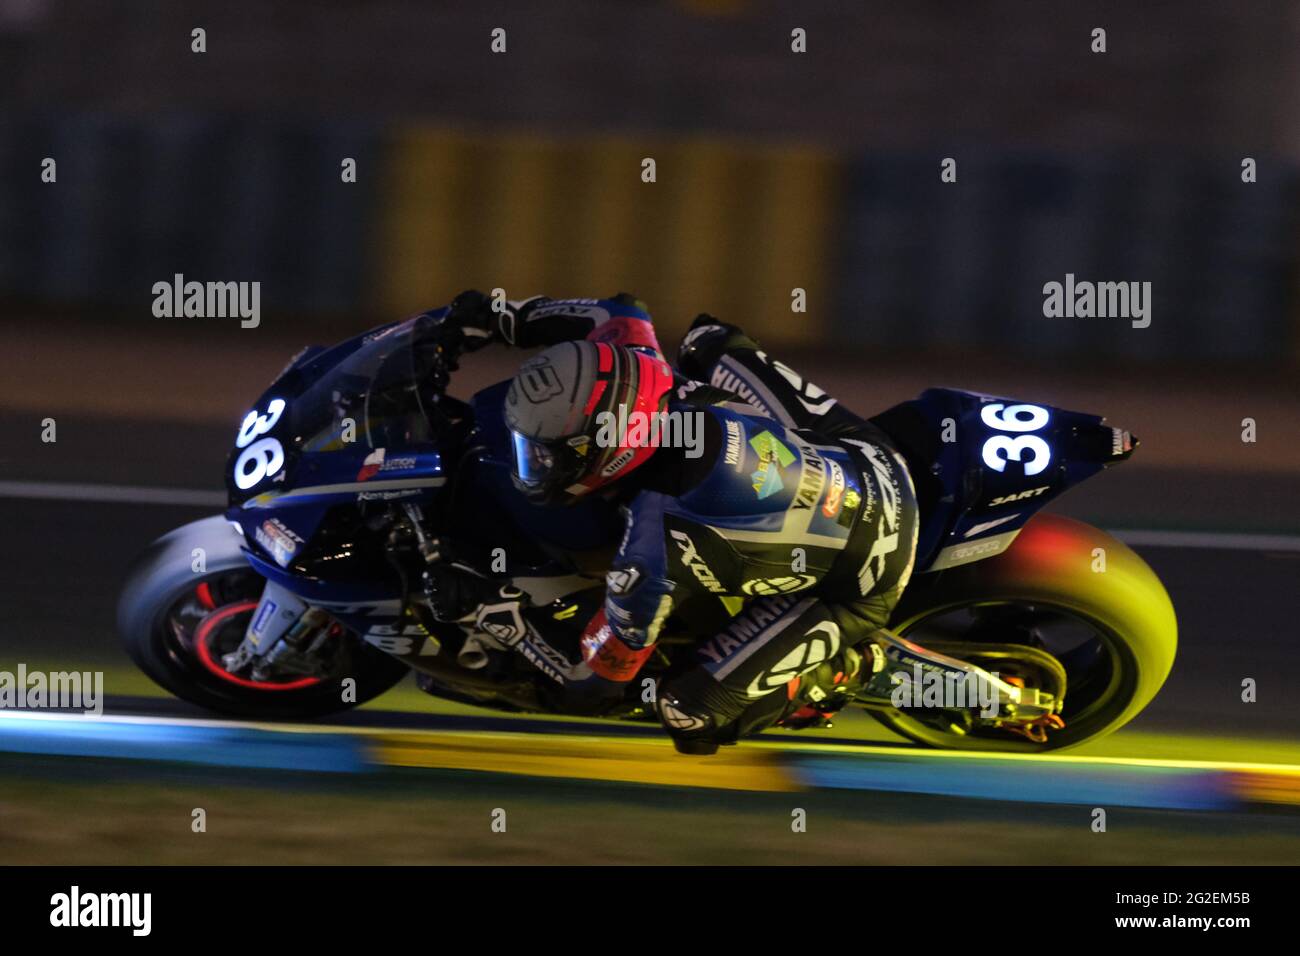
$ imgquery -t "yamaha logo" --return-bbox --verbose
[606,566,643,595]
[659,699,706,731]
[741,575,816,596]
[745,622,841,697]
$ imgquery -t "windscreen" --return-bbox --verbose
[228,317,444,500]
[294,319,438,454]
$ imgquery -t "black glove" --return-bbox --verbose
[446,289,547,351]
[444,290,500,352]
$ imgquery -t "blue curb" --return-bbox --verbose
[0,717,368,774]
[786,754,1235,810]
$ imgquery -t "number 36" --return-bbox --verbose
[233,399,287,490]
[979,403,1051,477]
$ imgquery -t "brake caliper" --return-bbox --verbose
[1000,712,1067,743]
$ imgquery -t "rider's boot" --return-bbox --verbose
[776,644,867,730]
[657,645,869,753]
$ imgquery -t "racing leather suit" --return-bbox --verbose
[444,292,920,753]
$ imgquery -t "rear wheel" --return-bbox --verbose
[869,514,1177,752]
[118,516,409,720]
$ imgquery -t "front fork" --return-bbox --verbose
[223,580,335,680]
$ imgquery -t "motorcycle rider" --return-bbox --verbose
[433,289,920,754]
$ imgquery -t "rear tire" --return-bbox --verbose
[872,514,1177,752]
[117,515,409,720]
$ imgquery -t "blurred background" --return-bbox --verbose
[3,0,1299,509]
[1,0,1299,863]
[2,0,1299,360]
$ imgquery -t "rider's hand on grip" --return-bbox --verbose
[445,289,498,352]
[447,289,550,349]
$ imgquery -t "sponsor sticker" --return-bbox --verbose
[987,485,1049,507]
[601,448,636,477]
[709,364,769,414]
[250,599,278,635]
[723,419,744,471]
[671,530,726,593]
[789,440,825,511]
[749,430,796,499]
[358,447,421,481]
[357,448,385,481]
[356,488,423,501]
[254,518,302,567]
[822,459,846,517]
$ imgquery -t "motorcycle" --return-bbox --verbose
[117,313,1177,751]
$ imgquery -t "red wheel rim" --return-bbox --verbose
[193,600,323,691]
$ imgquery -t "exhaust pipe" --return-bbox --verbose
[456,634,493,670]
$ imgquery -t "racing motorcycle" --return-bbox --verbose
[117,314,1177,752]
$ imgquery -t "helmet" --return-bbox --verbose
[504,341,674,505]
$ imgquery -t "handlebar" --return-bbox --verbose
[411,313,467,398]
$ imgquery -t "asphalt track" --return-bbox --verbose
[1,409,1299,812]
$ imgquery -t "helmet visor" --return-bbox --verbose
[510,430,561,490]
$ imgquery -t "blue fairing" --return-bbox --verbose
[222,319,623,614]
[890,387,1136,572]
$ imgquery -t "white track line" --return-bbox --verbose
[0,480,225,507]
[1110,529,1300,552]
[3,479,1300,552]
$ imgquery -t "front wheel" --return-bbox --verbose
[117,516,410,720]
[870,514,1177,752]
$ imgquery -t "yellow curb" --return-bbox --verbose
[1231,770,1300,806]
[366,730,800,792]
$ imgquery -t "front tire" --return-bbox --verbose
[117,515,410,720]
[872,514,1177,752]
